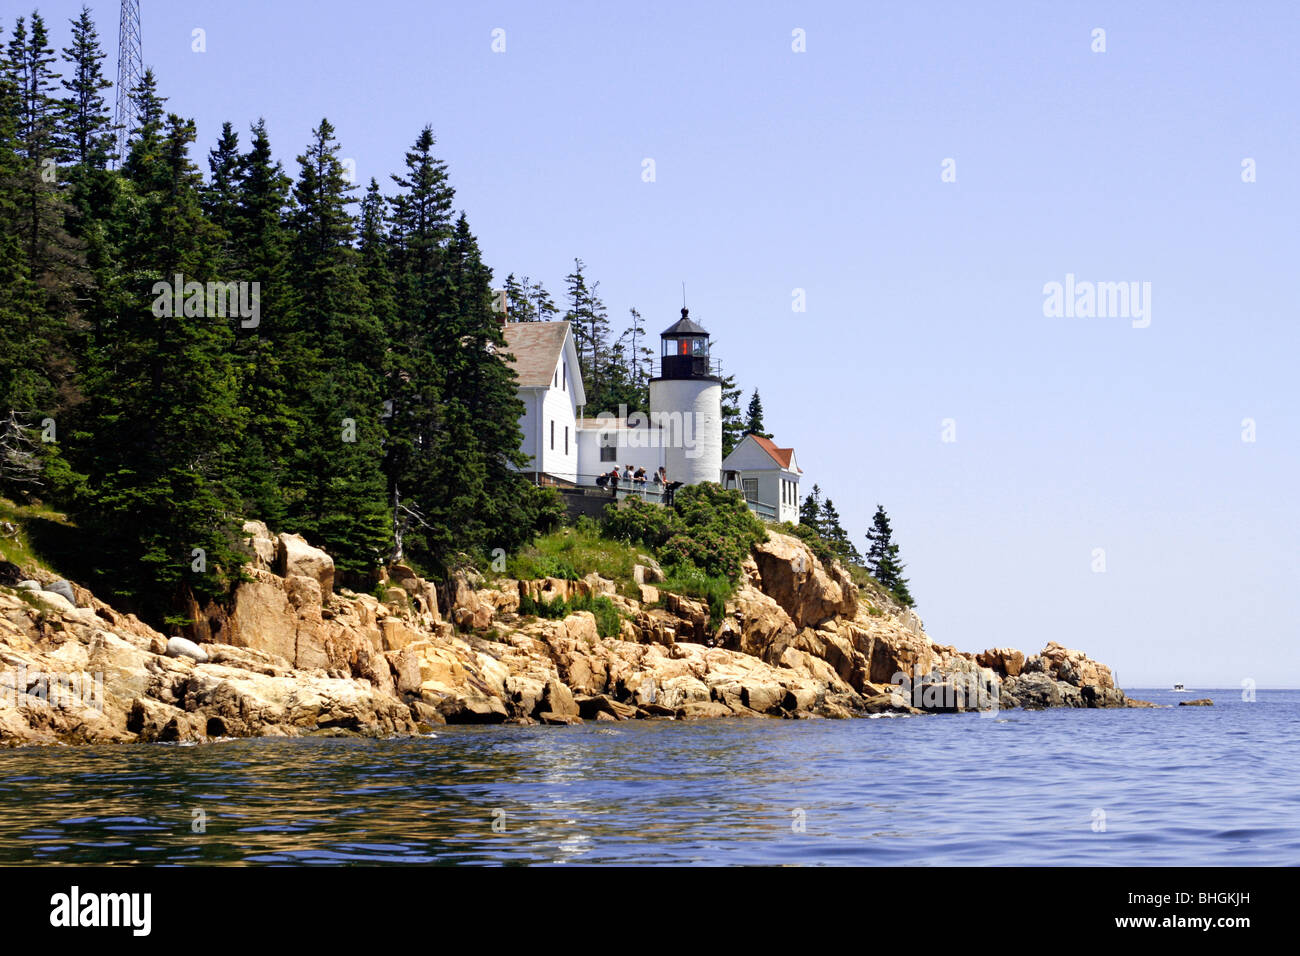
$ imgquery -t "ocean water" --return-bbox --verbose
[1,688,1296,865]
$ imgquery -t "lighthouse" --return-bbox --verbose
[649,308,722,487]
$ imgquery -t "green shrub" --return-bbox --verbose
[517,592,623,638]
[601,497,679,549]
[659,563,733,629]
[662,483,765,582]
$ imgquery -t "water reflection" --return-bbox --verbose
[0,692,1297,865]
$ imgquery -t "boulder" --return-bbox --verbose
[976,647,1025,678]
[1179,698,1213,706]
[538,712,584,725]
[45,579,77,606]
[539,679,580,717]
[226,571,298,664]
[166,636,209,663]
[275,533,335,596]
[34,589,75,613]
[284,574,323,610]
[241,520,277,570]
[751,532,854,627]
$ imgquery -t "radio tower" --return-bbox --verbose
[112,0,143,167]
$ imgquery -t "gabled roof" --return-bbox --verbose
[500,320,586,406]
[741,434,801,473]
[500,321,569,387]
[661,308,709,337]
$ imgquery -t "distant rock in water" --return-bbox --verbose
[0,526,1136,745]
[1179,698,1214,706]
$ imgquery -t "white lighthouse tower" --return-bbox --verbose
[649,308,722,487]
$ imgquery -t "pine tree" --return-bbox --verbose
[77,112,243,622]
[58,6,113,169]
[799,483,823,534]
[622,307,653,408]
[282,117,389,574]
[719,373,744,457]
[564,258,613,411]
[502,273,556,323]
[745,388,771,438]
[865,504,914,606]
[119,69,166,188]
[384,125,456,564]
[820,497,861,565]
[227,117,294,526]
[202,120,240,239]
[4,13,82,418]
[433,214,536,561]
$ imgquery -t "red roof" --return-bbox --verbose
[751,435,800,472]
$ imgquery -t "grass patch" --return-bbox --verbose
[0,497,81,578]
[517,592,623,638]
[658,564,734,630]
[508,522,642,591]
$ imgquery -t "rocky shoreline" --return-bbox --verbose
[0,524,1146,745]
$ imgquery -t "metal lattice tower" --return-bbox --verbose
[112,0,142,167]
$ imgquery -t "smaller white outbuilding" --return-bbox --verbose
[721,434,802,524]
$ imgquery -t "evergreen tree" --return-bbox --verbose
[202,120,240,239]
[119,69,166,187]
[719,373,744,457]
[58,6,113,169]
[799,483,823,535]
[384,125,456,563]
[820,497,861,565]
[744,388,771,438]
[227,118,294,526]
[433,214,536,560]
[282,117,389,573]
[621,306,653,409]
[865,504,914,606]
[502,273,556,323]
[77,112,243,622]
[564,258,614,411]
[3,13,82,419]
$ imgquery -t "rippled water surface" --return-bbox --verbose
[1,689,1297,865]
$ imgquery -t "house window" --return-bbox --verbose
[554,368,558,388]
[742,478,758,502]
[550,421,554,450]
[600,439,616,462]
[562,362,566,391]
[564,426,569,455]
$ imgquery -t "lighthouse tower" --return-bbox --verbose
[649,308,722,487]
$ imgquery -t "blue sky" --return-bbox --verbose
[50,0,1300,687]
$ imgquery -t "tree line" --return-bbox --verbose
[798,487,914,607]
[0,8,561,624]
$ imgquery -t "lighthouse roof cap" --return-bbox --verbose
[661,308,709,337]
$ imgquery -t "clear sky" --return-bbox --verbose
[55,0,1300,687]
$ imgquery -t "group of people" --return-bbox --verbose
[594,465,682,502]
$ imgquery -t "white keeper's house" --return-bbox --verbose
[500,307,801,524]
